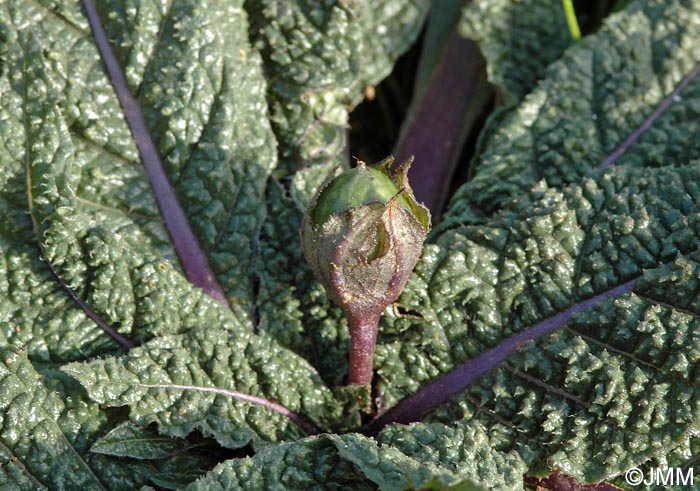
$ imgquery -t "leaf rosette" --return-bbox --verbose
[1,0,700,489]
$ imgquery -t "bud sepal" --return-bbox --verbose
[301,156,430,387]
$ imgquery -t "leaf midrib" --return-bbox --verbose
[138,382,320,435]
[366,277,638,433]
[597,63,700,171]
[82,0,229,307]
[373,54,700,432]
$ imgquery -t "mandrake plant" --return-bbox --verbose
[1,0,700,490]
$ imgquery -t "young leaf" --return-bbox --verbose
[88,421,216,489]
[150,471,208,491]
[246,0,429,175]
[90,422,195,460]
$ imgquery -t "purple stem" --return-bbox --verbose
[20,35,135,351]
[597,63,700,171]
[395,32,489,218]
[348,313,381,386]
[45,262,136,350]
[363,278,636,434]
[82,0,229,307]
[142,383,320,435]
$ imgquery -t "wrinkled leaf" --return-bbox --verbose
[380,161,700,481]
[378,419,526,491]
[460,0,573,103]
[247,0,429,175]
[611,434,700,490]
[185,433,491,491]
[443,0,700,228]
[63,326,342,449]
[0,350,201,490]
[4,0,700,489]
[95,0,279,315]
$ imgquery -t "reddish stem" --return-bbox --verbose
[348,313,381,385]
[395,33,489,218]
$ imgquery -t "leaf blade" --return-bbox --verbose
[460,0,573,103]
[63,327,342,449]
[379,163,700,481]
[185,433,495,491]
[82,0,228,306]
[443,0,700,229]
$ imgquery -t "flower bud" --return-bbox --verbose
[301,156,430,386]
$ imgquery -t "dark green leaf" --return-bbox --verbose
[63,326,342,449]
[460,0,573,103]
[90,422,194,459]
[444,0,700,228]
[185,433,489,491]
[0,350,191,490]
[380,163,700,481]
[3,0,700,489]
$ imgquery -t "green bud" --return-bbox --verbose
[301,156,430,386]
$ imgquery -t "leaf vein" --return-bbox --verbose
[0,438,46,489]
[563,325,661,371]
[503,362,586,407]
[74,196,159,220]
[597,63,700,170]
[26,0,86,36]
[138,382,319,435]
[135,0,175,100]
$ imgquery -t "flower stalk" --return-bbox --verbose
[347,312,382,385]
